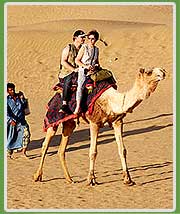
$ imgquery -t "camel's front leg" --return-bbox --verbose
[58,120,76,184]
[34,127,56,182]
[87,122,99,186]
[112,120,135,186]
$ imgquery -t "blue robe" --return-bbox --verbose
[7,95,29,150]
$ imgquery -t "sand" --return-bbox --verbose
[6,4,174,211]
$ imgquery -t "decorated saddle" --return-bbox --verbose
[43,73,117,132]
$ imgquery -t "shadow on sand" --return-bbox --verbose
[125,112,173,125]
[27,112,173,155]
[97,161,173,186]
[40,161,173,186]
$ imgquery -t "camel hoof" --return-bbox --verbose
[33,173,42,182]
[66,178,75,184]
[122,171,135,186]
[87,178,98,186]
[87,172,98,186]
[124,180,136,186]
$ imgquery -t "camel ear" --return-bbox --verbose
[139,68,145,74]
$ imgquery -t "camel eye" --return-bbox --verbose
[147,71,152,76]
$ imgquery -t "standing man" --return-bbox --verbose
[59,30,86,113]
[7,82,30,158]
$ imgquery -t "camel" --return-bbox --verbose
[34,67,166,186]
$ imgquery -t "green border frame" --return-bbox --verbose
[0,0,4,213]
[0,0,178,214]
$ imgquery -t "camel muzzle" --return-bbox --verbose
[160,68,166,79]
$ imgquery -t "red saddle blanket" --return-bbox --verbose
[43,78,117,131]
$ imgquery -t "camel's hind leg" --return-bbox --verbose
[58,119,76,184]
[112,120,135,186]
[34,127,56,182]
[87,122,99,186]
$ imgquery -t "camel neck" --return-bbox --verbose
[121,80,145,113]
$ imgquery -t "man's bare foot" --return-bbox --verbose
[74,108,79,115]
[22,148,28,157]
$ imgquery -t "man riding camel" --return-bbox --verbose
[59,29,86,113]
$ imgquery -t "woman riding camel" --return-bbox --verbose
[74,29,100,114]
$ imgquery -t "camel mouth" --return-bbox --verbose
[154,68,166,81]
[157,75,164,81]
[160,69,166,80]
[160,74,166,80]
[157,72,166,81]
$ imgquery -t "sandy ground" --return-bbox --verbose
[6,4,174,211]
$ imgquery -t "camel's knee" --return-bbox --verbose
[58,149,66,160]
[89,152,97,160]
[41,128,55,150]
[46,128,56,138]
[59,152,65,159]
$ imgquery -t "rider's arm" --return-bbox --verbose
[61,45,75,72]
[75,46,91,70]
[95,48,100,66]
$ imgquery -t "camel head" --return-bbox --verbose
[137,67,166,99]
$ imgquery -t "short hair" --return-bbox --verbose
[7,82,15,89]
[73,30,86,41]
[87,30,99,41]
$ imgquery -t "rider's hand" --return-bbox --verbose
[87,69,95,75]
[74,68,79,72]
[11,120,16,126]
[85,65,93,70]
